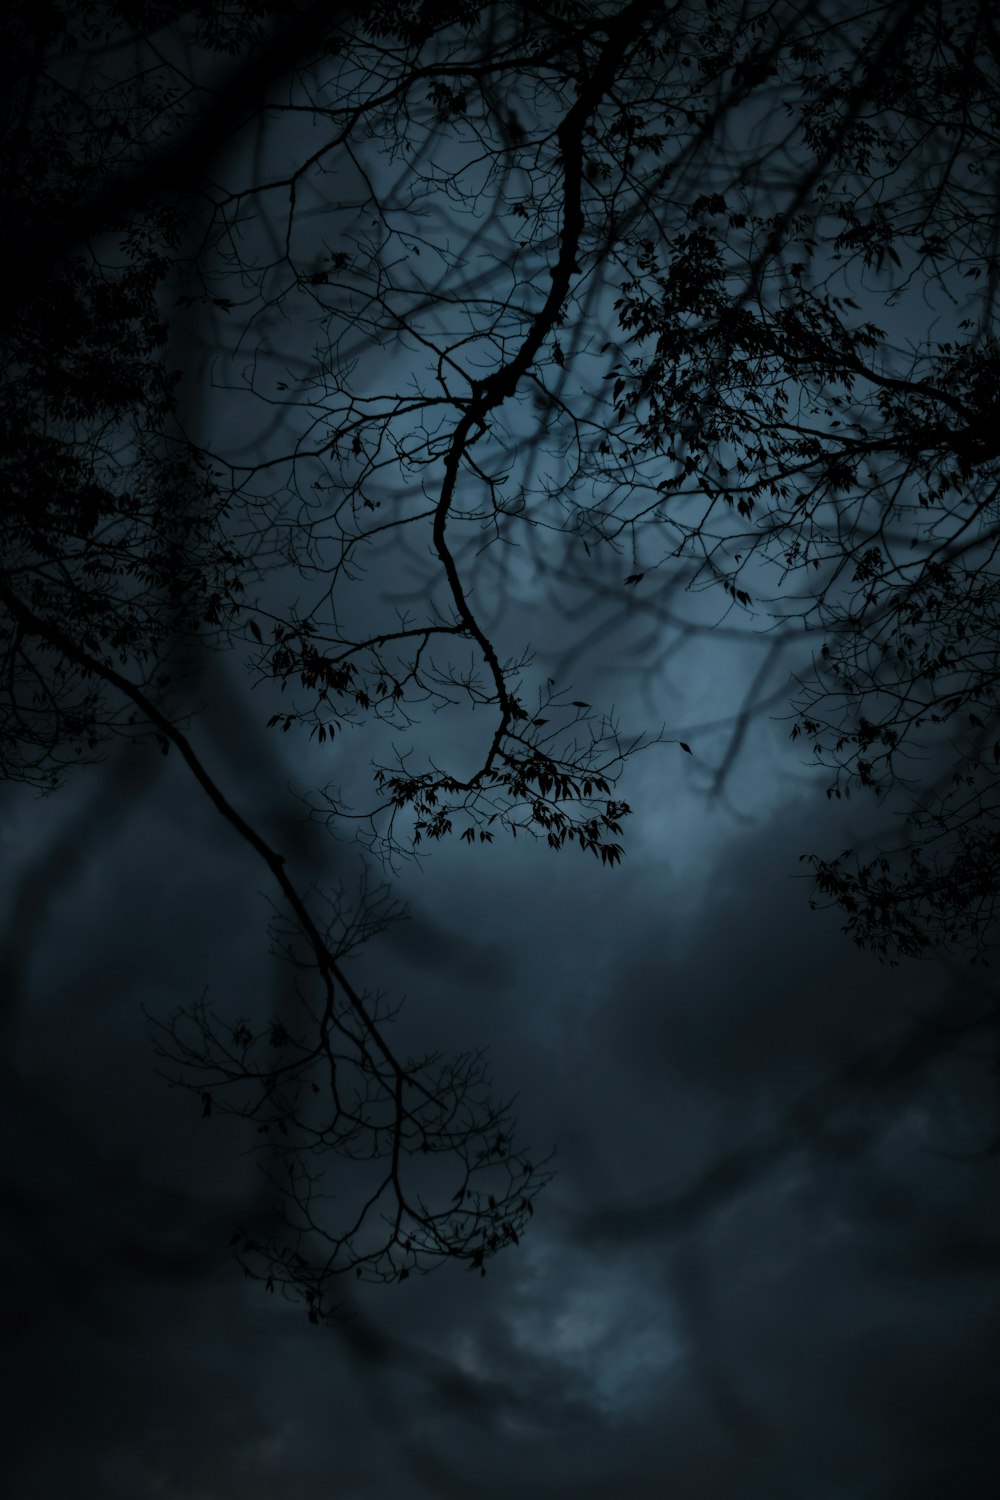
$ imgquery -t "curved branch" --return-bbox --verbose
[0,578,403,1078]
[430,0,658,781]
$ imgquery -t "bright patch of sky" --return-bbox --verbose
[451,1234,687,1418]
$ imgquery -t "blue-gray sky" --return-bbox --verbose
[3,613,999,1497]
[4,4,1000,1494]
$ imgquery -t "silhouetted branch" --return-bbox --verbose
[0,577,551,1313]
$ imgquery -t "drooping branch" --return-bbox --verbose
[0,577,551,1312]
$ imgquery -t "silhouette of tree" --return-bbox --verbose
[3,0,1000,1315]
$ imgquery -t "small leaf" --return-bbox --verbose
[249,618,263,643]
[679,742,692,754]
[624,573,644,586]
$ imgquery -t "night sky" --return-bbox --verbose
[4,3,1000,1496]
[4,605,1000,1498]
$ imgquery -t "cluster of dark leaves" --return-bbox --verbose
[0,2,256,785]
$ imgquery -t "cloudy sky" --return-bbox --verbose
[5,5,1000,1496]
[4,561,1000,1499]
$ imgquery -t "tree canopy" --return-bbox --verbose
[3,0,999,1314]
